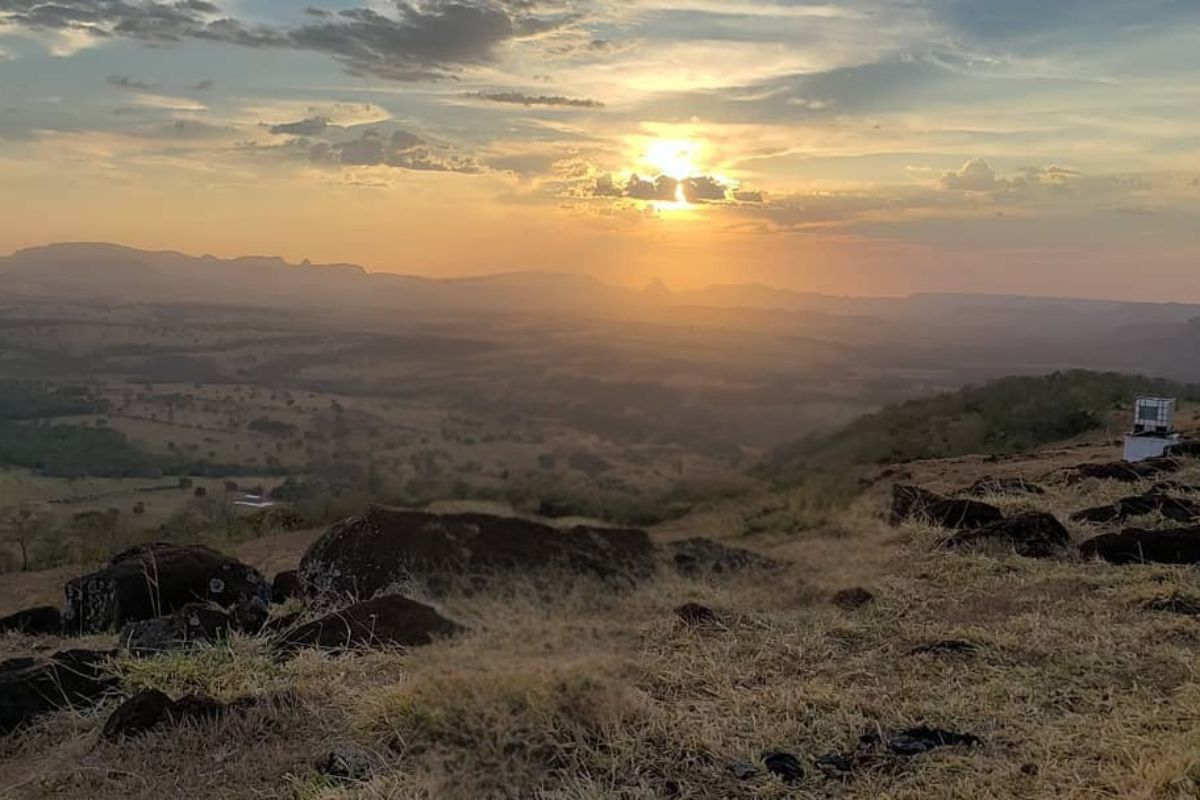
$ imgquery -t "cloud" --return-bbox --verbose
[467,91,604,109]
[107,74,157,90]
[599,173,734,203]
[268,116,331,136]
[193,79,213,90]
[0,0,569,81]
[939,158,1006,191]
[303,128,479,173]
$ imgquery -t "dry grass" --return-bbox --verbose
[2,444,1200,798]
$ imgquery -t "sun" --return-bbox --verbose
[644,139,699,180]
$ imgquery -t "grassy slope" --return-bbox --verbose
[0,441,1199,798]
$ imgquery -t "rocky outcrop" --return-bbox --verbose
[299,508,655,601]
[961,477,1045,497]
[944,512,1071,558]
[666,538,784,576]
[1070,491,1200,525]
[274,595,464,656]
[101,689,291,739]
[1079,527,1200,565]
[1,649,115,735]
[1066,458,1181,483]
[63,543,271,634]
[0,606,63,635]
[890,485,1004,530]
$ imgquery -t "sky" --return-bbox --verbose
[0,0,1198,299]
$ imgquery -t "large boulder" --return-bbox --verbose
[945,512,1071,558]
[300,507,655,601]
[1,649,115,735]
[0,606,63,636]
[274,595,464,657]
[890,485,1004,530]
[1080,527,1200,565]
[1071,491,1200,525]
[64,543,271,634]
[272,570,302,603]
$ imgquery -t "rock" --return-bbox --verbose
[728,760,759,780]
[1071,492,1200,525]
[272,570,302,603]
[1079,527,1200,565]
[666,538,783,576]
[1,649,115,735]
[831,587,875,610]
[880,726,981,756]
[761,751,804,784]
[316,743,382,784]
[64,543,271,634]
[0,606,63,635]
[102,690,236,740]
[119,603,233,656]
[889,485,1003,530]
[909,639,979,657]
[814,753,855,778]
[274,595,464,656]
[962,477,1045,497]
[674,602,719,625]
[262,611,302,636]
[1068,458,1181,483]
[101,689,172,740]
[300,508,655,601]
[1167,440,1200,457]
[1142,594,1200,615]
[945,512,1070,558]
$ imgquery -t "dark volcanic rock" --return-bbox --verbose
[103,690,237,740]
[831,587,875,610]
[762,751,804,784]
[889,485,1003,530]
[945,512,1071,558]
[119,603,233,656]
[1068,458,1181,483]
[1,649,115,735]
[274,595,464,656]
[674,602,719,625]
[272,570,302,603]
[316,743,382,784]
[1080,527,1200,565]
[1142,593,1200,615]
[64,543,271,634]
[962,476,1045,497]
[1071,492,1200,525]
[0,606,63,635]
[666,538,783,576]
[300,508,655,601]
[878,726,981,756]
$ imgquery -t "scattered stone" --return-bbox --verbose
[102,690,239,740]
[300,508,655,601]
[944,512,1070,558]
[814,753,855,779]
[666,538,783,576]
[316,743,382,784]
[962,477,1045,497]
[880,726,982,756]
[1067,458,1181,484]
[831,587,875,610]
[272,570,302,603]
[1,649,116,735]
[889,485,1003,530]
[0,606,62,636]
[119,603,233,657]
[1079,527,1200,565]
[762,751,804,784]
[274,595,464,656]
[674,602,719,625]
[728,760,759,780]
[909,639,979,657]
[1142,594,1200,615]
[64,543,271,634]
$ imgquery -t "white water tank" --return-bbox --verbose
[1124,396,1179,462]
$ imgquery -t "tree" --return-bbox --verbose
[1,505,54,572]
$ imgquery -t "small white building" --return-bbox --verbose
[1124,396,1181,462]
